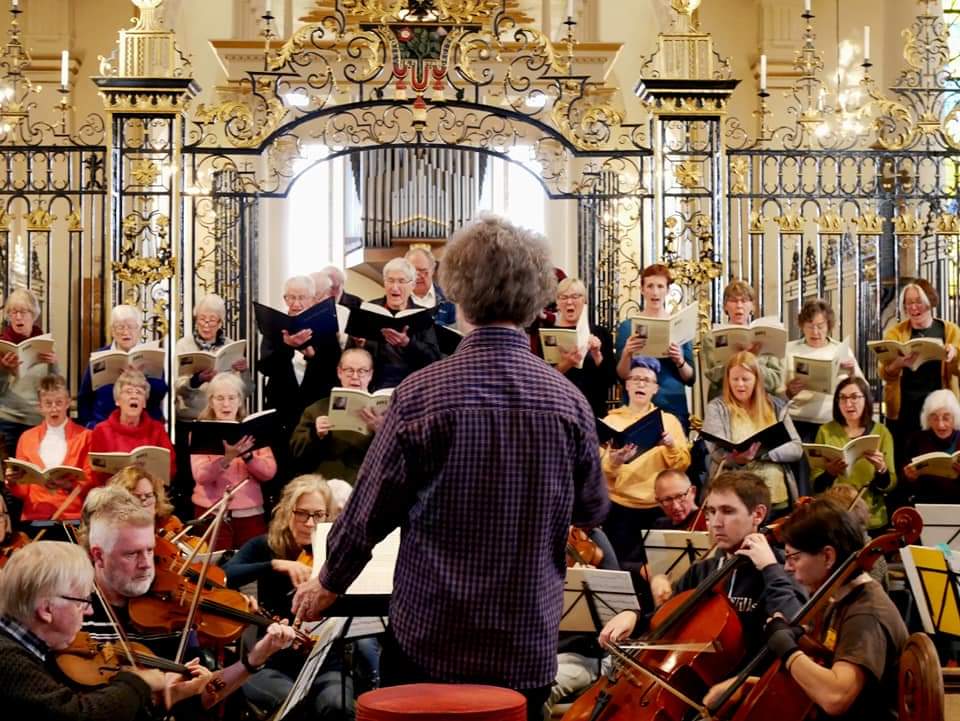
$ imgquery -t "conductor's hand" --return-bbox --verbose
[382,326,410,348]
[292,577,338,623]
[599,610,638,647]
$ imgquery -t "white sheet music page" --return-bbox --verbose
[310,522,400,594]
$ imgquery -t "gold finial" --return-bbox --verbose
[670,0,701,30]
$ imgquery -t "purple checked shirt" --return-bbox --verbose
[319,325,609,688]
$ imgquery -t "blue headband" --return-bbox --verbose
[630,356,661,375]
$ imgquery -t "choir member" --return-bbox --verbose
[615,264,695,430]
[78,304,168,428]
[701,280,782,401]
[0,288,58,454]
[405,246,456,325]
[550,277,617,420]
[323,265,362,311]
[783,298,861,442]
[703,351,802,515]
[191,372,276,550]
[878,279,960,464]
[810,377,895,531]
[705,498,907,720]
[601,357,691,572]
[288,348,381,484]
[88,369,175,486]
[0,540,203,719]
[7,374,92,524]
[357,257,443,389]
[223,475,353,718]
[901,388,960,505]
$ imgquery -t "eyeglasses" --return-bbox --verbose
[783,550,804,564]
[40,397,68,409]
[656,488,692,506]
[557,294,584,302]
[7,308,32,317]
[292,509,328,524]
[626,376,656,386]
[339,367,372,377]
[112,322,140,332]
[59,593,94,611]
[120,386,147,397]
[384,278,412,287]
[196,315,221,326]
[283,294,311,303]
[838,393,865,403]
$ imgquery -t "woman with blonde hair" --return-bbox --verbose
[107,465,175,530]
[223,474,353,718]
[703,351,803,514]
[190,372,276,550]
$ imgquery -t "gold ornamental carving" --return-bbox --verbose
[729,157,748,194]
[131,159,161,186]
[748,210,766,233]
[853,210,883,235]
[24,207,55,230]
[937,213,960,234]
[774,207,803,234]
[817,208,844,234]
[893,211,923,235]
[0,209,12,230]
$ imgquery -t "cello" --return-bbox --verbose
[702,505,923,721]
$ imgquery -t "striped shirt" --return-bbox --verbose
[319,325,609,688]
[0,614,48,663]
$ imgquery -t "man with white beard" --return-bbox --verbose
[81,487,295,712]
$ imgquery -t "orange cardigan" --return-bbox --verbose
[10,420,94,521]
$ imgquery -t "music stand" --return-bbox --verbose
[273,617,348,721]
[916,504,960,551]
[641,530,713,582]
[560,567,640,633]
[900,545,960,639]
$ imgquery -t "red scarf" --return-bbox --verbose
[0,322,42,343]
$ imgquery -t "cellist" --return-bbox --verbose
[600,471,805,655]
[705,498,908,720]
[79,486,296,715]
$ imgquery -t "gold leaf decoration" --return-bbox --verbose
[24,208,56,231]
[131,159,160,186]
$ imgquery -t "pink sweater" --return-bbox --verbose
[190,447,276,511]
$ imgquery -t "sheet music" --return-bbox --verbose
[344,616,388,639]
[642,530,713,582]
[916,504,960,551]
[899,545,960,637]
[560,567,639,633]
[275,617,347,720]
[310,523,399,594]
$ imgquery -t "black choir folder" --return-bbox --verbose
[344,302,435,340]
[700,421,793,455]
[597,409,664,454]
[188,409,278,454]
[253,298,339,349]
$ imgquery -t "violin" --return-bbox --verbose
[56,630,195,686]
[705,505,924,721]
[566,527,604,568]
[128,565,281,645]
[154,533,227,588]
[297,548,313,567]
[0,530,29,568]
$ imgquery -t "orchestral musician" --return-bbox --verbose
[652,469,703,530]
[6,374,93,524]
[601,471,805,651]
[704,498,908,721]
[106,466,174,532]
[223,474,353,718]
[293,214,608,721]
[0,540,208,720]
[81,487,296,711]
[77,304,168,428]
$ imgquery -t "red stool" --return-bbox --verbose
[356,683,527,721]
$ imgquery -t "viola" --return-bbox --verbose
[154,532,227,588]
[128,566,311,647]
[0,530,29,568]
[705,505,923,721]
[566,527,604,568]
[56,630,194,686]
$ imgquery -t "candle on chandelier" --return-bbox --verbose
[60,50,69,90]
[567,0,575,19]
[804,0,811,12]
[265,0,272,15]
[864,25,871,61]
[760,54,767,91]
[11,0,18,8]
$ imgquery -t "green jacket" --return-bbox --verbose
[288,396,374,484]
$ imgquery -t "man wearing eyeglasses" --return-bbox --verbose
[652,469,703,531]
[289,348,382,485]
[0,540,210,720]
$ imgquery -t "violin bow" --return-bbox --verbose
[31,482,85,542]
[172,478,250,575]
[172,479,247,665]
[167,477,249,546]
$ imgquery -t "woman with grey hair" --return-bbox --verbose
[349,256,442,389]
[900,388,960,505]
[78,304,169,428]
[0,288,57,454]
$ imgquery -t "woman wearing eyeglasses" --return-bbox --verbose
[190,372,276,550]
[809,377,895,532]
[106,465,176,532]
[223,474,354,719]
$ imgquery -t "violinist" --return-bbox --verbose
[706,498,908,720]
[106,465,175,532]
[5,374,93,526]
[81,487,297,712]
[601,471,805,654]
[223,474,354,718]
[0,540,208,720]
[651,469,702,530]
